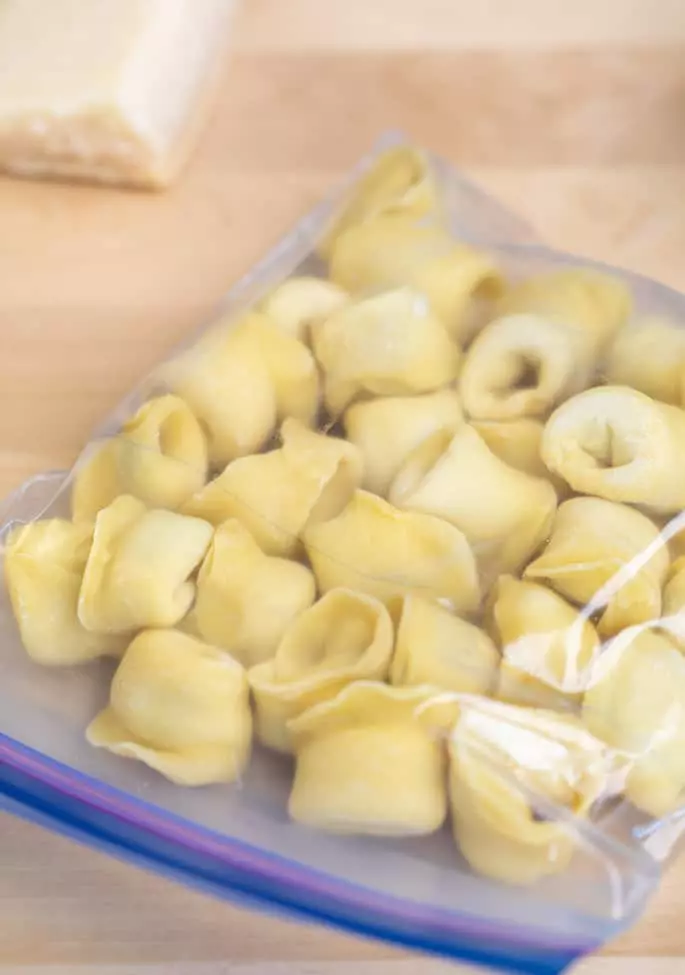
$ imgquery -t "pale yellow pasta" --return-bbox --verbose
[390,594,498,694]
[489,577,599,711]
[449,700,619,884]
[471,417,566,494]
[303,490,480,614]
[86,629,251,787]
[319,145,439,258]
[312,287,460,415]
[662,556,685,648]
[583,630,685,817]
[249,589,393,752]
[498,268,631,351]
[605,317,685,405]
[72,395,209,522]
[161,316,277,467]
[390,425,557,579]
[259,277,349,343]
[329,214,504,341]
[525,498,669,637]
[192,520,316,667]
[344,390,463,496]
[4,520,125,665]
[183,419,362,557]
[78,495,213,634]
[288,682,448,835]
[542,386,685,514]
[459,314,590,421]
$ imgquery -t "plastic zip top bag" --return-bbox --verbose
[8,132,685,975]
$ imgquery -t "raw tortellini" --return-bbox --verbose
[183,419,362,557]
[72,395,209,521]
[583,629,685,817]
[449,700,619,884]
[78,495,213,634]
[542,386,685,514]
[304,490,480,614]
[390,594,498,695]
[288,682,449,835]
[489,577,599,711]
[5,519,125,665]
[390,425,557,579]
[249,589,393,753]
[312,287,460,415]
[344,389,463,496]
[605,317,685,406]
[259,277,349,342]
[87,629,251,786]
[191,520,316,666]
[525,498,669,637]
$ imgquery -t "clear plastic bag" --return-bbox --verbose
[3,132,685,974]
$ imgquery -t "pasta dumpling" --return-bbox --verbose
[304,490,480,614]
[541,386,685,514]
[312,287,460,415]
[192,520,316,666]
[249,589,393,752]
[471,417,565,495]
[390,594,498,694]
[183,419,362,557]
[605,317,685,406]
[344,389,463,496]
[489,577,599,711]
[662,557,685,647]
[449,700,619,884]
[72,395,209,521]
[459,314,590,421]
[288,682,449,835]
[4,519,125,665]
[86,629,251,786]
[390,425,557,579]
[525,498,669,637]
[78,495,213,634]
[259,277,349,343]
[583,630,685,817]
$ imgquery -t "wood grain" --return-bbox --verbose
[2,0,685,971]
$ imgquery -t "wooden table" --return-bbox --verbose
[2,0,685,971]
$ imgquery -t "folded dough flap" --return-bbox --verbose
[259,277,350,343]
[605,317,685,406]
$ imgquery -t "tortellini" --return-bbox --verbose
[525,498,669,637]
[344,389,463,496]
[662,557,685,647]
[583,629,685,817]
[191,520,316,666]
[605,317,685,406]
[249,589,393,753]
[390,425,557,579]
[304,490,480,613]
[449,700,619,884]
[459,314,590,421]
[71,395,209,521]
[471,417,565,493]
[312,287,460,415]
[78,495,213,633]
[288,682,448,835]
[183,419,362,557]
[4,519,125,665]
[489,577,599,711]
[87,629,251,786]
[541,386,685,514]
[390,595,498,695]
[259,277,349,343]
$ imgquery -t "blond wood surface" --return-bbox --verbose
[2,0,685,971]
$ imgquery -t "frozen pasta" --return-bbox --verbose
[183,419,362,557]
[72,395,209,521]
[87,629,251,787]
[288,682,449,835]
[249,589,393,752]
[78,495,213,634]
[304,490,480,613]
[260,277,349,343]
[605,317,685,406]
[5,519,125,665]
[525,498,669,637]
[192,520,316,667]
